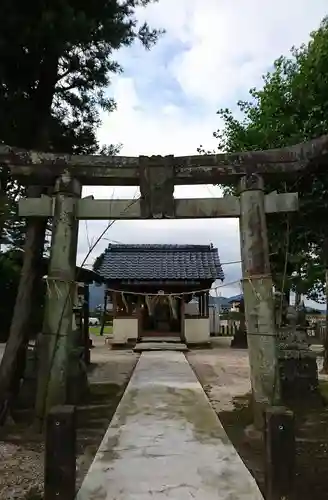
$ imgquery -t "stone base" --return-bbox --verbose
[230,329,248,349]
[184,317,210,345]
[14,340,89,417]
[244,424,263,442]
[66,331,90,405]
[186,341,212,350]
[111,340,136,350]
[279,355,319,402]
[14,347,38,411]
[67,366,89,405]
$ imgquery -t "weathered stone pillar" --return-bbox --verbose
[239,174,280,429]
[35,172,81,424]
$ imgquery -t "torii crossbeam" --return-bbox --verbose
[2,134,328,185]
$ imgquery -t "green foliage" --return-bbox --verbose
[0,171,25,248]
[0,0,161,150]
[0,249,47,339]
[203,16,328,302]
[0,251,21,339]
[93,250,106,273]
[0,0,162,249]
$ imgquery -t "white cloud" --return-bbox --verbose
[78,1,328,303]
[140,0,328,106]
[98,79,218,156]
[98,0,328,155]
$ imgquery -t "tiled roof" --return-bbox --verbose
[98,244,224,282]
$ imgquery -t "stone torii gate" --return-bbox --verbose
[3,135,328,427]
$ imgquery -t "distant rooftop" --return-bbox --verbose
[98,244,224,282]
[228,294,243,303]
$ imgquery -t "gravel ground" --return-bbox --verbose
[0,442,44,500]
[0,336,138,500]
[188,337,327,412]
[187,337,252,412]
[0,336,326,499]
[188,337,328,500]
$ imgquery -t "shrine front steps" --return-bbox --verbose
[134,341,189,352]
[140,336,182,343]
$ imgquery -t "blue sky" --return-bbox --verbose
[79,0,328,305]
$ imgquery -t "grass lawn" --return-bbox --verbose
[89,325,113,336]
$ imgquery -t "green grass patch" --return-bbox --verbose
[89,325,113,336]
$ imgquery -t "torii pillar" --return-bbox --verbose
[35,172,81,424]
[239,174,280,429]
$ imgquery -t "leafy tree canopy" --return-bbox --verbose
[0,0,161,150]
[201,16,328,302]
[93,250,106,274]
[0,0,162,248]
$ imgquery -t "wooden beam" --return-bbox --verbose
[19,192,298,219]
[6,135,328,186]
[265,406,295,500]
[44,405,76,500]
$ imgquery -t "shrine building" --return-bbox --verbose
[97,243,224,345]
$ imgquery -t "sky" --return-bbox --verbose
[78,0,328,305]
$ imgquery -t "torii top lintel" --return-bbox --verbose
[3,135,328,186]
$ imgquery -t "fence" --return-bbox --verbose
[217,323,238,337]
[316,325,326,343]
[208,306,241,337]
[215,321,327,340]
[306,324,325,344]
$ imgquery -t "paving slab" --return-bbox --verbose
[76,351,264,500]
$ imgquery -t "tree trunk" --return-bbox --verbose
[230,301,248,348]
[294,289,301,309]
[0,166,9,248]
[0,206,47,423]
[284,289,290,307]
[0,50,60,424]
[83,285,90,365]
[322,267,328,373]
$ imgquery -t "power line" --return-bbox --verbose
[45,277,242,298]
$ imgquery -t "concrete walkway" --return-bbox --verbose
[76,352,264,500]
